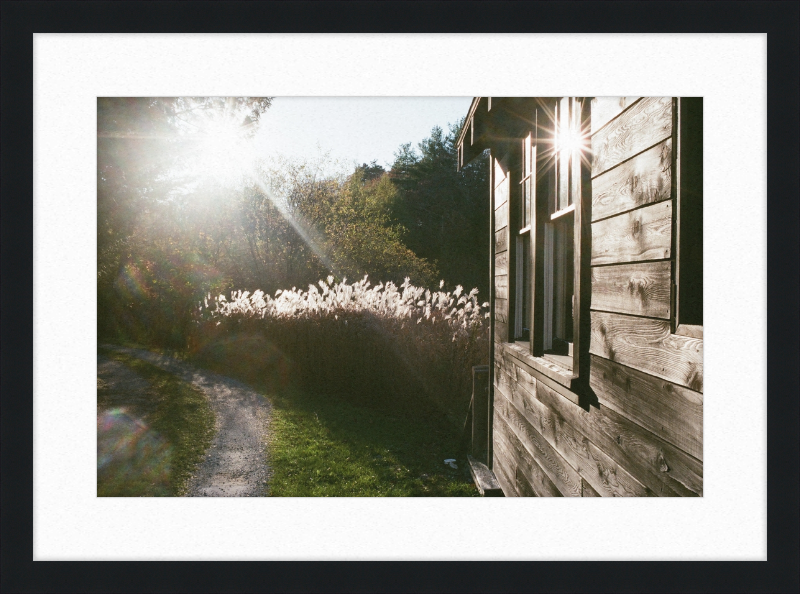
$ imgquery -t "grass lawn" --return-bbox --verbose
[262,384,479,497]
[97,348,216,496]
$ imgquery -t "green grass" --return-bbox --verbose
[263,385,478,497]
[97,348,216,496]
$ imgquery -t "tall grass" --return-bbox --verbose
[191,276,489,426]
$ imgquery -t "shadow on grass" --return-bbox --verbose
[257,384,478,497]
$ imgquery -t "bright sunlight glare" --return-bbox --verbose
[195,133,255,185]
[185,117,258,187]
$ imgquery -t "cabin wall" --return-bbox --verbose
[492,156,511,345]
[490,97,703,497]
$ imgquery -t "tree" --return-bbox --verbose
[323,165,438,286]
[388,121,489,297]
[238,158,438,292]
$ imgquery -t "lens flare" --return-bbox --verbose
[97,407,172,496]
[114,262,149,300]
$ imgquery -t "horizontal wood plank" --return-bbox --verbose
[582,438,653,496]
[582,478,601,497]
[495,385,582,496]
[515,467,539,497]
[591,201,672,265]
[590,355,702,459]
[676,324,703,339]
[592,139,672,221]
[494,359,535,412]
[495,277,508,300]
[494,414,561,497]
[592,96,672,177]
[495,250,508,276]
[495,203,508,230]
[495,228,508,253]
[534,379,702,496]
[495,400,563,497]
[494,159,507,189]
[591,96,641,136]
[493,416,528,494]
[496,365,652,497]
[492,442,518,497]
[591,261,672,319]
[590,311,703,392]
[495,354,538,399]
[494,320,508,343]
[495,188,508,210]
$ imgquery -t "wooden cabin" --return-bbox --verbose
[458,97,703,496]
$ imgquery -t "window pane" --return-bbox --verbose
[522,233,531,340]
[524,133,532,178]
[519,177,529,229]
[520,177,532,227]
[542,224,554,351]
[514,233,531,341]
[522,133,532,227]
[558,97,571,210]
[551,214,574,347]
[536,104,557,214]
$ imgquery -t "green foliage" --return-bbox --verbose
[323,167,439,287]
[389,121,490,298]
[223,157,438,296]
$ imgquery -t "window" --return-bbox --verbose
[513,132,533,342]
[511,97,588,377]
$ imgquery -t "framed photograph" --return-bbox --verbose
[2,1,797,592]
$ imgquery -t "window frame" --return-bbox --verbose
[508,97,590,384]
[512,130,533,343]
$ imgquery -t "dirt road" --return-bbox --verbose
[100,345,272,496]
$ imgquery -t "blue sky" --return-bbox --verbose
[253,97,473,171]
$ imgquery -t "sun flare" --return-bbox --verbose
[191,125,256,185]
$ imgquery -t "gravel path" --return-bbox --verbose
[97,354,154,416]
[100,345,272,497]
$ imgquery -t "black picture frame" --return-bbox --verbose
[2,2,798,592]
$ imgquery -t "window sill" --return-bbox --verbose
[502,341,578,389]
[543,353,573,372]
[550,203,575,221]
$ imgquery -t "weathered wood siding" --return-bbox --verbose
[490,97,703,497]
[493,158,510,342]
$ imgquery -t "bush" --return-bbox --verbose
[190,276,489,425]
